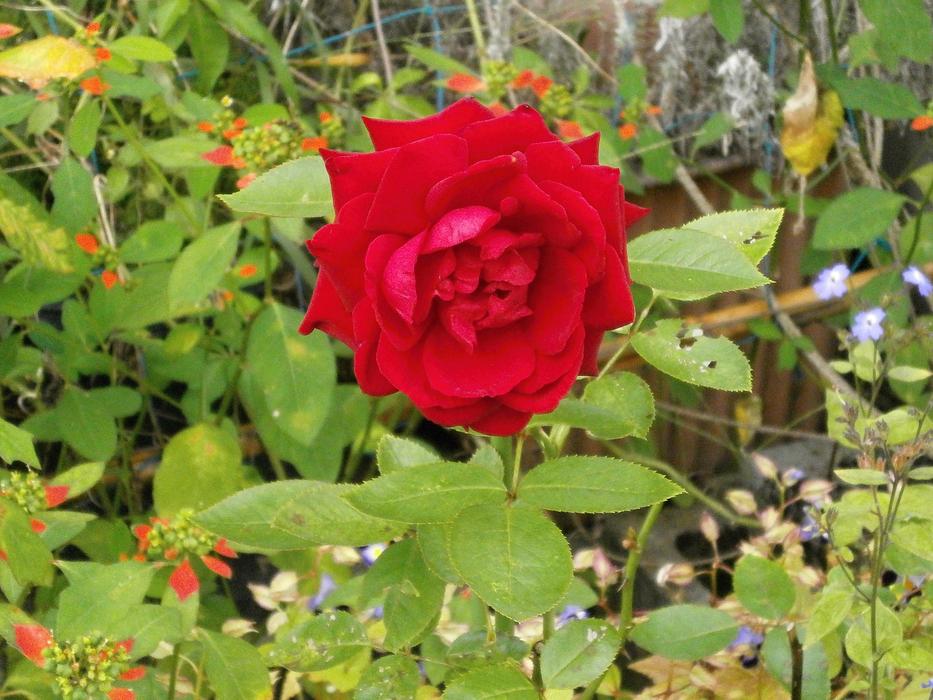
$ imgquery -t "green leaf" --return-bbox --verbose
[683,208,782,264]
[110,604,183,658]
[658,0,710,17]
[844,604,902,667]
[355,655,421,700]
[188,2,230,93]
[518,457,682,514]
[628,228,770,299]
[535,372,655,440]
[168,222,240,309]
[449,502,572,621]
[50,158,96,234]
[50,461,104,498]
[540,618,620,689]
[631,319,752,391]
[690,112,733,156]
[34,511,94,550]
[266,611,369,671]
[0,417,38,467]
[195,480,405,550]
[833,468,889,486]
[111,35,176,62]
[0,499,53,586]
[908,467,933,481]
[860,0,932,64]
[443,663,538,700]
[153,423,242,516]
[804,590,854,649]
[889,521,933,564]
[199,629,272,700]
[377,434,439,474]
[361,539,445,651]
[813,188,906,250]
[733,555,796,620]
[67,101,102,158]
[55,387,117,461]
[417,523,462,584]
[710,0,744,42]
[616,64,647,101]
[119,220,184,264]
[829,77,923,119]
[345,463,507,524]
[0,94,35,128]
[404,43,474,76]
[761,627,830,699]
[240,303,335,447]
[56,561,155,639]
[218,156,333,218]
[629,604,738,661]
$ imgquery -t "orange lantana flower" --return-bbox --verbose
[80,76,109,96]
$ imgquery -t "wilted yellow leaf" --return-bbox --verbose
[0,36,96,88]
[293,52,370,68]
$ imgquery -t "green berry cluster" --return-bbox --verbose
[230,121,308,173]
[0,471,46,514]
[42,632,130,699]
[539,83,573,119]
[483,60,519,100]
[142,509,216,559]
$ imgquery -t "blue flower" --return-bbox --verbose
[730,626,764,649]
[921,678,933,689]
[783,468,805,486]
[799,514,821,542]
[851,307,885,342]
[555,605,589,628]
[308,573,336,610]
[360,543,387,566]
[903,265,933,297]
[812,263,850,300]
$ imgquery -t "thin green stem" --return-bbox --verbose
[749,0,807,45]
[262,219,274,303]
[581,501,665,699]
[597,292,657,380]
[463,0,487,60]
[543,610,555,641]
[604,444,762,529]
[510,432,525,495]
[904,177,933,265]
[343,398,380,482]
[167,645,180,700]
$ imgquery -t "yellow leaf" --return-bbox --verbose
[293,52,370,68]
[0,36,96,88]
[780,54,843,177]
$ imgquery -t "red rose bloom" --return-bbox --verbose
[300,99,645,435]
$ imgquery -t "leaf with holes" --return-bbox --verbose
[540,618,621,689]
[683,208,782,264]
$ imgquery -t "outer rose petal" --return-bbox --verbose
[169,559,199,602]
[461,104,557,163]
[352,302,396,395]
[528,249,588,354]
[582,246,635,330]
[298,271,355,346]
[320,147,397,212]
[568,133,600,164]
[14,624,52,665]
[420,400,495,428]
[469,405,532,436]
[376,336,480,410]
[44,485,69,508]
[363,98,494,150]
[307,194,375,306]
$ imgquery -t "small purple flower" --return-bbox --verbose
[921,678,933,689]
[308,573,336,610]
[369,605,384,620]
[812,264,850,300]
[903,265,933,297]
[555,605,589,628]
[360,543,387,566]
[851,307,885,342]
[799,514,821,542]
[730,626,764,649]
[783,468,806,487]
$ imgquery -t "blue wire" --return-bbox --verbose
[429,5,445,112]
[45,10,60,35]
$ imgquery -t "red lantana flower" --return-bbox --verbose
[133,511,236,602]
[197,121,215,133]
[96,47,111,61]
[556,119,584,140]
[911,115,933,132]
[618,122,638,140]
[238,263,258,278]
[101,270,120,289]
[86,21,101,36]
[446,73,487,94]
[75,232,100,254]
[80,76,110,96]
[510,69,535,89]
[301,136,328,153]
[0,471,70,539]
[530,75,553,98]
[201,145,246,168]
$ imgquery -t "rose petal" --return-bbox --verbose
[526,249,588,354]
[538,181,606,278]
[574,165,624,250]
[468,405,532,436]
[14,624,52,665]
[321,147,397,212]
[524,140,581,182]
[363,97,494,150]
[298,271,356,347]
[422,206,500,253]
[168,560,199,602]
[567,133,600,164]
[423,324,535,398]
[307,194,375,306]
[460,104,556,163]
[365,134,469,234]
[376,337,478,410]
[420,399,494,428]
[580,327,604,375]
[352,302,396,395]
[582,246,634,330]
[425,154,525,221]
[516,325,586,394]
